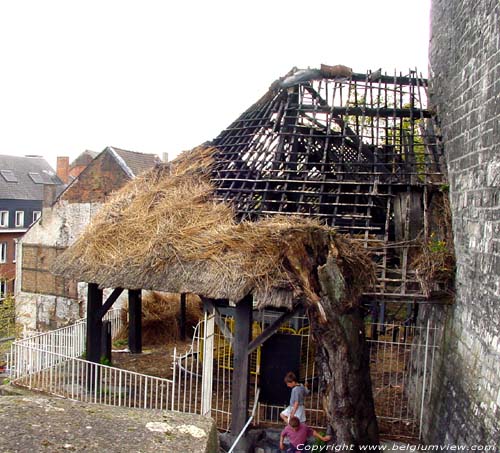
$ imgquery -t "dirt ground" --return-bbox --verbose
[111,340,192,380]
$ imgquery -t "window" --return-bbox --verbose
[13,240,17,263]
[0,211,8,227]
[15,211,24,227]
[32,211,41,223]
[28,172,44,184]
[0,280,6,300]
[0,242,6,263]
[0,170,18,182]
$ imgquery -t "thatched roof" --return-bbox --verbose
[53,146,372,309]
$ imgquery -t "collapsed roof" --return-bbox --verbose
[53,146,371,308]
[53,66,447,305]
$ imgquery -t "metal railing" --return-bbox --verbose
[175,311,439,439]
[7,308,175,413]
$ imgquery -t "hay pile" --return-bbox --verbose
[53,145,372,309]
[117,292,202,345]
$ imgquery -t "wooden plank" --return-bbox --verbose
[230,294,253,436]
[247,305,302,355]
[128,289,142,354]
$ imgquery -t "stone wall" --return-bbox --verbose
[427,0,500,445]
[15,200,103,333]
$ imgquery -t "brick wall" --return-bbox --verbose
[21,244,77,299]
[427,0,500,445]
[61,151,130,203]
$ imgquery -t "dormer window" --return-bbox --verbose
[15,211,24,227]
[0,211,8,227]
[32,211,41,223]
[28,172,44,184]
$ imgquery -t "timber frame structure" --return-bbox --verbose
[54,65,448,443]
[211,65,446,304]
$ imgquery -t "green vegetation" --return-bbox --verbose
[99,356,112,366]
[112,338,128,348]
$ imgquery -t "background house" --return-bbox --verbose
[15,146,160,333]
[0,154,64,300]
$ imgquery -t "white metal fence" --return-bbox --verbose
[173,310,439,439]
[7,308,174,412]
[7,306,438,440]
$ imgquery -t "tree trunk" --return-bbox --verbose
[308,253,379,449]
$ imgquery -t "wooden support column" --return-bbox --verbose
[179,293,187,341]
[201,298,216,416]
[230,294,253,436]
[86,283,103,364]
[128,289,142,354]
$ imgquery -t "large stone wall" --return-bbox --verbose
[427,0,500,445]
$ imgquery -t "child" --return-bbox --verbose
[279,416,328,453]
[280,371,310,423]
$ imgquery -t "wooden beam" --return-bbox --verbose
[203,298,234,346]
[179,293,187,341]
[86,283,103,364]
[230,294,253,436]
[128,289,142,354]
[247,305,302,355]
[97,287,124,319]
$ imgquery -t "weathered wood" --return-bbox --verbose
[128,289,142,354]
[101,320,112,365]
[179,293,187,341]
[203,298,233,346]
[247,305,301,355]
[309,255,379,448]
[86,283,103,364]
[201,301,215,416]
[230,294,253,436]
[98,287,123,319]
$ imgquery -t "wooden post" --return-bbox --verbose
[179,293,187,341]
[128,289,142,354]
[230,294,253,436]
[101,320,112,365]
[86,283,103,363]
[201,298,215,416]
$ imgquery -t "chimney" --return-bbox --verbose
[162,152,169,163]
[43,184,57,208]
[56,156,70,184]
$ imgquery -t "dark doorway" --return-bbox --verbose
[260,333,301,405]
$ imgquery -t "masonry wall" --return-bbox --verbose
[427,0,500,445]
[15,200,103,333]
[15,152,133,334]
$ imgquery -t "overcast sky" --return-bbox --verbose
[0,0,431,169]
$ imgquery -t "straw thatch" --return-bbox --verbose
[53,146,373,309]
[115,292,203,345]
